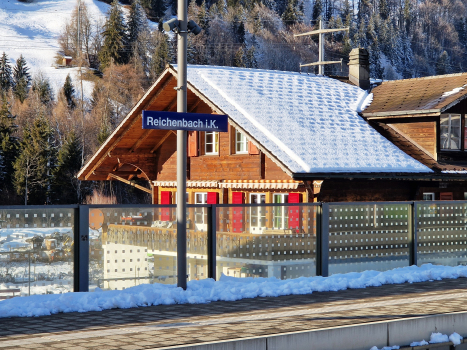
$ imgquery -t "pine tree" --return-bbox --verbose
[51,131,82,204]
[98,0,128,70]
[32,73,53,105]
[0,53,13,95]
[141,0,167,21]
[312,0,323,24]
[12,55,31,103]
[436,51,449,75]
[150,31,172,81]
[13,116,56,205]
[233,46,245,67]
[63,74,76,109]
[281,0,303,26]
[127,0,149,50]
[0,98,18,195]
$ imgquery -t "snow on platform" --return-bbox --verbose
[1,263,466,318]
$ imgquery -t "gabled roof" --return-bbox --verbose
[362,73,467,118]
[78,65,432,181]
[183,65,431,174]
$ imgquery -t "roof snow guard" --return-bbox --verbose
[182,65,431,174]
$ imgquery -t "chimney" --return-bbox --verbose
[348,48,370,90]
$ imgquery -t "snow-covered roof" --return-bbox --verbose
[183,65,432,174]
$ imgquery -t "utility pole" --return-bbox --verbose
[294,20,349,75]
[77,0,85,166]
[176,0,188,291]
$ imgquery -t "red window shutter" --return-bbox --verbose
[160,191,172,221]
[232,192,245,204]
[188,131,199,157]
[231,192,244,233]
[288,193,301,204]
[248,141,259,155]
[161,191,172,204]
[207,192,219,204]
[288,193,301,232]
[440,192,453,200]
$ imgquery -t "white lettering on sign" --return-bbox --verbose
[145,117,221,130]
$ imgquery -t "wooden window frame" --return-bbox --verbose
[440,113,463,151]
[204,131,219,155]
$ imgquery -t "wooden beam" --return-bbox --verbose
[188,99,201,112]
[145,76,175,110]
[108,173,152,194]
[129,129,152,153]
[164,96,177,111]
[84,76,175,180]
[150,130,176,153]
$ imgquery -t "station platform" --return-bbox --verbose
[2,278,467,350]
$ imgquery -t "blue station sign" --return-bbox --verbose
[142,111,229,132]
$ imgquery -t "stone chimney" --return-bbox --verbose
[348,48,370,90]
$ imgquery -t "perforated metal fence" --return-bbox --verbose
[1,201,467,297]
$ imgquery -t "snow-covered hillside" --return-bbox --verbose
[0,0,110,99]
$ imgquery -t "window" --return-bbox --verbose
[235,130,248,154]
[205,132,219,154]
[195,192,208,227]
[250,193,266,234]
[423,193,435,201]
[440,114,461,150]
[273,194,289,229]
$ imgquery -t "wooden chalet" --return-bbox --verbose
[362,72,467,200]
[78,62,456,209]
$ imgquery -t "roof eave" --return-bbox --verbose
[362,109,440,119]
[291,172,467,181]
[77,69,174,180]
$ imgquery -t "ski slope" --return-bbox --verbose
[0,0,110,99]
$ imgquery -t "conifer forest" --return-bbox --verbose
[0,0,465,204]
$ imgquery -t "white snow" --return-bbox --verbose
[410,339,429,346]
[373,332,463,349]
[0,0,109,99]
[182,65,432,174]
[450,332,463,346]
[442,85,467,97]
[3,263,467,318]
[429,333,450,343]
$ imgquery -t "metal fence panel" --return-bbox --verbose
[416,202,467,267]
[327,203,411,275]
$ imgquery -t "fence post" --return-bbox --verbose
[317,203,329,277]
[408,202,418,266]
[207,204,217,280]
[74,205,89,292]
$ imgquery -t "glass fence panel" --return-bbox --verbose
[416,202,467,267]
[328,203,410,275]
[0,208,74,299]
[216,204,318,280]
[90,207,208,291]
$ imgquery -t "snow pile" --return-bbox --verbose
[3,263,467,318]
[372,332,463,349]
[409,340,429,346]
[450,332,463,346]
[0,0,109,99]
[183,65,431,174]
[442,84,467,97]
[429,333,449,343]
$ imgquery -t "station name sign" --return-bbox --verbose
[142,111,228,132]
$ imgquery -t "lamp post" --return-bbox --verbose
[163,8,201,291]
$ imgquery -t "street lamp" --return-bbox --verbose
[162,14,201,290]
